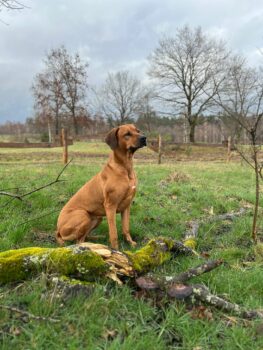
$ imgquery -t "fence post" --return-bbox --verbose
[61,128,68,164]
[158,134,162,164]
[227,136,231,163]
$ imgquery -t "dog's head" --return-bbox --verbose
[105,124,147,152]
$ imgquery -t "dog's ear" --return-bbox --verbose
[105,127,119,150]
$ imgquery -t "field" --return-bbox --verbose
[0,142,263,349]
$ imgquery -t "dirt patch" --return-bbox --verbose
[159,171,191,187]
[30,230,56,244]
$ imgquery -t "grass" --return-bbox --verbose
[0,142,263,349]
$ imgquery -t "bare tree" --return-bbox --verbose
[148,25,229,142]
[98,70,143,126]
[32,69,64,136]
[136,90,157,132]
[53,47,89,135]
[216,56,263,242]
[31,46,89,136]
[0,0,25,10]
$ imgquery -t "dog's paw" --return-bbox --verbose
[129,240,137,247]
[111,243,119,250]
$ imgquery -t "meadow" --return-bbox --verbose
[0,142,263,349]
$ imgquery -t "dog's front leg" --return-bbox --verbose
[105,204,119,250]
[121,206,136,247]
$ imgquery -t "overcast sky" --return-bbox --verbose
[1,0,263,123]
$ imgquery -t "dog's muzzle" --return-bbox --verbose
[139,135,147,147]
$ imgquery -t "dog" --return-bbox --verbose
[56,124,147,250]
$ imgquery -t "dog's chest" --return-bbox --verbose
[117,177,137,212]
[129,176,137,191]
[124,177,137,199]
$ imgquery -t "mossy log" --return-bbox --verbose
[0,237,194,285]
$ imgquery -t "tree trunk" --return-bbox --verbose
[55,115,59,136]
[189,122,196,143]
[252,151,260,242]
[72,110,79,135]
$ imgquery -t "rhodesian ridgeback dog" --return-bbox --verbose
[56,124,146,250]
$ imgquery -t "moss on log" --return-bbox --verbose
[0,237,192,285]
[125,237,175,273]
[0,245,107,284]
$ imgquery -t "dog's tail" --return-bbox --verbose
[56,230,65,245]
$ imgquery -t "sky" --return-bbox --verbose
[1,0,263,123]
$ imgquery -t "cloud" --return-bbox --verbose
[0,0,263,123]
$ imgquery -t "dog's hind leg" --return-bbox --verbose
[56,230,65,246]
[77,216,103,243]
[57,210,95,244]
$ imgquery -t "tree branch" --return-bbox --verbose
[0,304,60,323]
[0,159,72,201]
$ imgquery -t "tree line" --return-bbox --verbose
[1,24,262,147]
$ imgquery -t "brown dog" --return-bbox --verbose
[56,124,146,250]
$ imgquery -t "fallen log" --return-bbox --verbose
[0,237,194,285]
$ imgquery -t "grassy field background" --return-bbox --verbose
[0,142,263,349]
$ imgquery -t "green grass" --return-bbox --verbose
[0,142,263,349]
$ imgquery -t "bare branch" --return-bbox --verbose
[0,159,72,201]
[96,70,144,125]
[0,0,26,10]
[0,304,60,323]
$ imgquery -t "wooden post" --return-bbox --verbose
[158,134,162,164]
[61,128,68,164]
[227,136,231,163]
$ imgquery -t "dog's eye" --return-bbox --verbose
[124,132,132,137]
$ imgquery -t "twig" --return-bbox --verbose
[0,0,28,10]
[0,191,22,200]
[0,159,72,201]
[0,304,60,323]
